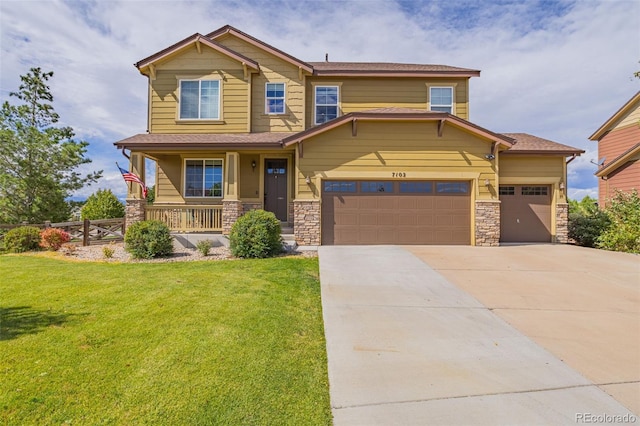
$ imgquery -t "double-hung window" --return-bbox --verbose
[185,159,223,197]
[430,87,453,113]
[315,86,339,125]
[265,83,285,114]
[180,80,220,120]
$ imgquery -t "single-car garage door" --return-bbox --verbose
[321,180,471,245]
[499,185,552,242]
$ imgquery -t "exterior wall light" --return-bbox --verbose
[559,182,565,190]
[251,160,256,171]
[484,179,491,186]
[305,176,312,184]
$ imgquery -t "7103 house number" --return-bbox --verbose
[392,172,407,177]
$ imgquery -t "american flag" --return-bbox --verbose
[118,165,148,198]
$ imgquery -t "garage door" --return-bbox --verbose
[499,185,552,242]
[321,180,471,245]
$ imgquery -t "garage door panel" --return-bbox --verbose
[500,185,551,242]
[322,181,471,245]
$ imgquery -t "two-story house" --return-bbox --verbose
[589,91,640,207]
[114,25,583,246]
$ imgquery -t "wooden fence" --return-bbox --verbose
[0,218,125,246]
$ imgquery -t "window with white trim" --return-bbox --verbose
[430,87,453,113]
[179,80,220,119]
[185,159,223,197]
[315,86,339,124]
[265,83,285,114]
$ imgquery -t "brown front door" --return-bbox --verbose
[500,185,552,242]
[264,159,287,221]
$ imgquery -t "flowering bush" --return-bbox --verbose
[40,228,71,251]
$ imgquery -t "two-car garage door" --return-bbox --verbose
[321,180,470,245]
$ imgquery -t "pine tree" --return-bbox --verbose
[0,68,102,223]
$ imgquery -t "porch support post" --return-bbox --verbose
[222,152,241,235]
[225,152,239,200]
[293,199,321,245]
[124,152,147,231]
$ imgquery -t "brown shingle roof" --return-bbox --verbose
[114,133,297,149]
[501,133,584,155]
[309,62,480,77]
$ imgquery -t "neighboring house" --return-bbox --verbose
[114,25,583,246]
[589,91,640,207]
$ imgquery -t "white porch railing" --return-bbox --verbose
[145,205,223,232]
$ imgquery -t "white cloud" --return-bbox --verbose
[1,0,638,202]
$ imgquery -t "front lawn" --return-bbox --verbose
[0,255,331,425]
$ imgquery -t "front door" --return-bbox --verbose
[264,159,288,221]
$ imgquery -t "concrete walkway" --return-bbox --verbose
[318,246,635,425]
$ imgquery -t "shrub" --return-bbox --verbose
[81,189,125,220]
[4,226,42,253]
[229,210,283,259]
[103,245,115,259]
[568,210,610,248]
[39,228,71,251]
[196,239,212,256]
[598,190,640,253]
[124,220,173,259]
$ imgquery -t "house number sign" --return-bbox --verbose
[392,172,407,178]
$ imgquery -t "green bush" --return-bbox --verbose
[81,189,125,220]
[229,210,283,258]
[196,239,212,256]
[4,226,42,253]
[598,190,640,253]
[124,220,173,259]
[568,210,610,248]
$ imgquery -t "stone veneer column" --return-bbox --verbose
[475,200,501,247]
[125,198,147,230]
[555,203,569,244]
[222,200,243,235]
[294,200,321,245]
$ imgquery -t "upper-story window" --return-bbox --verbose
[265,83,285,114]
[430,87,453,113]
[179,80,220,120]
[315,86,339,125]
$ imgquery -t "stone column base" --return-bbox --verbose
[294,200,321,245]
[475,200,501,247]
[222,200,243,235]
[125,198,147,230]
[555,203,569,243]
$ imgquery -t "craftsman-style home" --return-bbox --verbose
[115,25,583,246]
[589,91,640,207]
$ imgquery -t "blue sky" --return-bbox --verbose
[1,0,639,201]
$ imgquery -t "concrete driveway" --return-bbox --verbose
[319,245,638,425]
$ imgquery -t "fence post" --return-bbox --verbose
[44,221,51,228]
[83,219,90,246]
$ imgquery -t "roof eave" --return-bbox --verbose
[114,142,284,150]
[135,34,260,73]
[501,150,585,156]
[313,70,481,78]
[282,112,513,147]
[207,25,314,73]
[589,91,640,141]
[595,143,640,177]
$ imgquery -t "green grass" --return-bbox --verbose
[0,255,331,425]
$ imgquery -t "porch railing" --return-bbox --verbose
[145,205,223,232]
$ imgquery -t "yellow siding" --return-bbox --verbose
[239,153,261,199]
[613,101,640,131]
[150,45,249,133]
[500,156,564,180]
[154,154,183,203]
[215,34,305,132]
[304,77,469,128]
[296,121,496,199]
